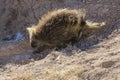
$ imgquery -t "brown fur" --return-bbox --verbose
[27,9,105,53]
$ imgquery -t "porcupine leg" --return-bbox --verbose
[32,48,44,54]
[54,43,67,50]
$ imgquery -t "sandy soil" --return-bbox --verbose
[0,0,120,80]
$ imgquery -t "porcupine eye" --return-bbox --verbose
[69,15,78,25]
[69,15,73,20]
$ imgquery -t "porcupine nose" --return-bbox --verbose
[31,41,37,48]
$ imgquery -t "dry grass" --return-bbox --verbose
[41,65,87,80]
[12,72,36,80]
[4,64,87,80]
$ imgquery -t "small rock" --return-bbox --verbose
[100,61,115,68]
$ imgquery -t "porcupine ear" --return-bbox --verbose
[26,25,36,35]
[27,27,32,33]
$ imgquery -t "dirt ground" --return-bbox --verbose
[0,0,120,80]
